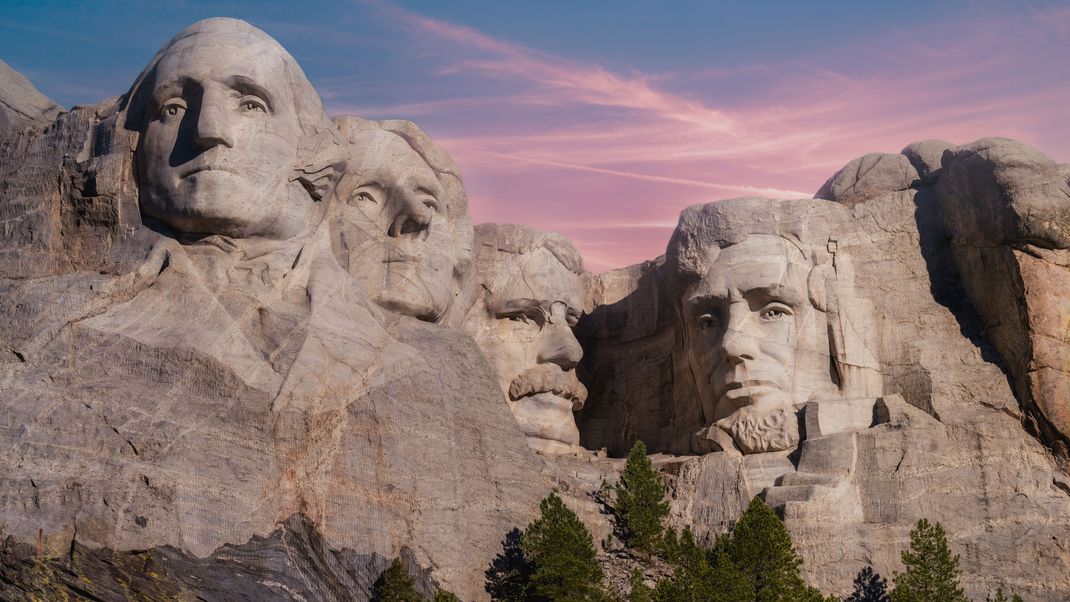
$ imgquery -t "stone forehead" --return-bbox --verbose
[668,197,854,284]
[335,116,469,224]
[485,248,585,309]
[123,18,329,136]
[474,224,583,273]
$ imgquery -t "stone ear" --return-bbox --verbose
[292,131,347,201]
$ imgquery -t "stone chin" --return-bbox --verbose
[141,172,272,237]
[715,404,800,454]
[379,263,450,322]
[509,391,582,454]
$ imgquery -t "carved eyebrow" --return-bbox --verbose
[490,297,542,317]
[415,185,441,198]
[226,75,275,111]
[151,77,190,104]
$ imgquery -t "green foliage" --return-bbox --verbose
[986,588,1024,602]
[615,440,669,555]
[726,496,815,602]
[485,528,533,602]
[890,519,968,602]
[847,566,891,602]
[521,492,606,601]
[627,568,653,602]
[372,558,421,602]
[433,590,460,602]
[654,529,750,602]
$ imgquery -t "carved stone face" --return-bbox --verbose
[467,246,587,455]
[682,235,836,452]
[136,34,312,239]
[334,129,456,321]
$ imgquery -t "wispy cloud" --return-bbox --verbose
[333,1,1070,272]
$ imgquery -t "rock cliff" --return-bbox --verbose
[2,19,1069,601]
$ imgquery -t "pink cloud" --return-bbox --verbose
[341,1,1070,273]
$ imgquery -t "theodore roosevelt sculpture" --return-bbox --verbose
[330,116,473,324]
[667,197,882,454]
[463,224,589,455]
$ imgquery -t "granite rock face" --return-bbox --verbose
[0,19,543,601]
[2,17,1070,602]
[580,141,1070,599]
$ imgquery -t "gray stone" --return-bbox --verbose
[937,137,1070,457]
[0,59,63,134]
[901,138,954,182]
[815,152,918,206]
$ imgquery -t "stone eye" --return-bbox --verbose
[697,313,718,331]
[158,100,186,118]
[350,191,375,205]
[240,98,267,113]
[760,304,792,321]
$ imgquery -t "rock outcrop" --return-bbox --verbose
[2,17,1069,602]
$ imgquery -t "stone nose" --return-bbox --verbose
[194,101,235,150]
[387,193,436,239]
[721,304,759,364]
[536,319,583,371]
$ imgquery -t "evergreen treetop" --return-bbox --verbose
[726,496,816,602]
[371,557,421,602]
[890,519,968,602]
[615,440,670,555]
[986,588,1024,602]
[847,566,891,602]
[521,491,606,601]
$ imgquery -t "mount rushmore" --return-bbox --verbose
[0,17,1068,601]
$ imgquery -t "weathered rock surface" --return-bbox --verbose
[579,139,1070,600]
[0,59,63,134]
[0,514,443,601]
[2,18,1070,602]
[937,137,1070,459]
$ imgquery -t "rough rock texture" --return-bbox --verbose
[0,20,545,601]
[0,514,444,601]
[579,140,1070,600]
[0,59,63,134]
[936,138,1070,459]
[3,18,1070,602]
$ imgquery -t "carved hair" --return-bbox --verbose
[472,223,584,277]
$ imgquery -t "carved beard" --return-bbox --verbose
[715,404,799,454]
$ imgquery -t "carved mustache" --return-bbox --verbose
[509,364,588,409]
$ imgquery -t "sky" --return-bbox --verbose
[2,1,1068,272]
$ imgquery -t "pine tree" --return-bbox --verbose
[372,557,421,602]
[653,529,750,602]
[627,568,653,602]
[485,528,533,601]
[521,492,606,601]
[615,440,669,555]
[890,519,968,602]
[726,496,816,602]
[986,588,1024,602]
[433,590,460,602]
[847,566,891,602]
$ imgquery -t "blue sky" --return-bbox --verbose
[3,1,1067,270]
